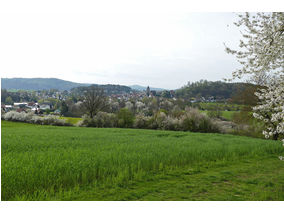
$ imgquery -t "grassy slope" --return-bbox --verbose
[200,110,236,120]
[2,121,284,201]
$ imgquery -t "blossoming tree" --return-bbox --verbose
[225,12,284,141]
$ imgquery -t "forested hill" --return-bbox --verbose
[1,78,255,99]
[1,78,132,94]
[1,78,91,91]
[175,80,256,99]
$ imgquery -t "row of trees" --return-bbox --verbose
[175,80,253,100]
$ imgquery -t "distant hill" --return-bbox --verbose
[175,80,256,100]
[1,78,133,95]
[129,85,165,91]
[1,78,91,91]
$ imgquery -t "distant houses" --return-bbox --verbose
[1,102,52,113]
[1,104,13,112]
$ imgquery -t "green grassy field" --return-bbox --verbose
[200,110,236,120]
[2,121,284,201]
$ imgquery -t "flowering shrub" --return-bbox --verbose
[3,109,221,133]
[162,116,180,131]
[2,111,70,126]
[79,113,118,127]
[41,115,69,126]
[134,108,220,133]
[134,114,151,129]
[179,108,220,133]
[3,111,33,122]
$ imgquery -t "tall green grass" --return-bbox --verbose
[2,121,283,200]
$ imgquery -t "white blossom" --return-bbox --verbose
[226,12,284,141]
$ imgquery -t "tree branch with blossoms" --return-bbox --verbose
[225,12,284,143]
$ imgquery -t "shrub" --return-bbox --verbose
[134,114,151,129]
[162,116,180,131]
[78,114,94,127]
[147,116,159,129]
[146,112,180,131]
[41,115,69,126]
[30,115,43,125]
[156,112,167,129]
[79,113,118,127]
[117,108,134,128]
[179,108,221,133]
[95,112,118,127]
[3,111,33,122]
[2,111,70,126]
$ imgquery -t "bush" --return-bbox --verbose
[79,113,118,127]
[179,108,221,133]
[155,112,179,130]
[2,111,70,126]
[95,112,118,127]
[162,116,180,131]
[134,109,220,133]
[40,115,69,126]
[117,108,134,128]
[3,111,33,122]
[134,114,151,129]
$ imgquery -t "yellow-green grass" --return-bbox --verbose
[2,121,284,201]
[59,117,82,125]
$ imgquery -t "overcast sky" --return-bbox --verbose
[0,11,245,89]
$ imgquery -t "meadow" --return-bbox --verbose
[2,121,284,201]
[200,110,236,120]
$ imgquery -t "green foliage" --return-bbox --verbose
[117,108,134,128]
[158,109,168,115]
[2,121,284,200]
[2,89,38,104]
[60,101,69,116]
[5,96,13,105]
